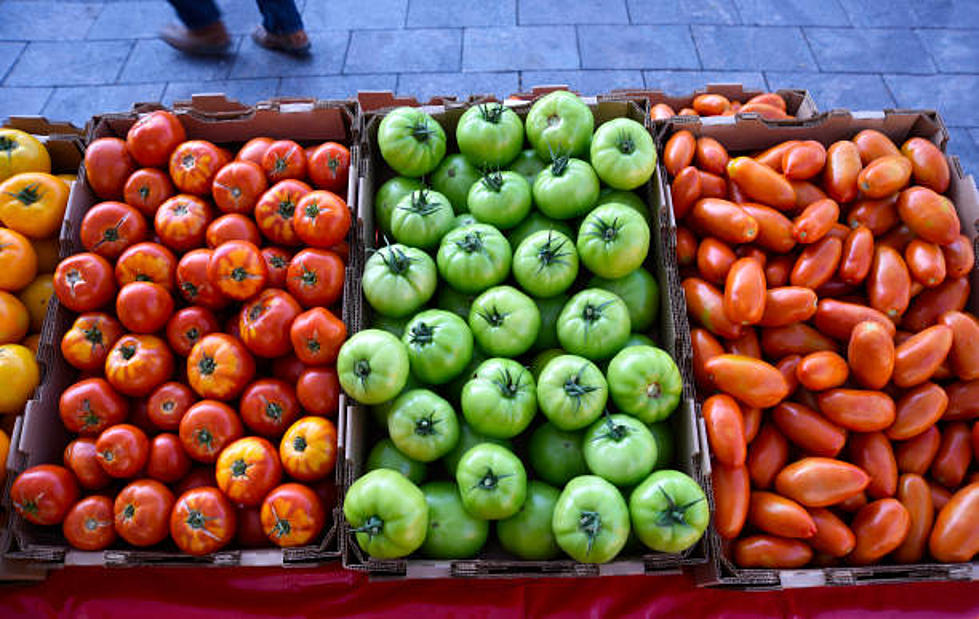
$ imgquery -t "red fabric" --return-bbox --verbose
[1,565,979,618]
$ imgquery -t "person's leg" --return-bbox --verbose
[163,0,231,54]
[252,0,310,56]
[167,0,222,29]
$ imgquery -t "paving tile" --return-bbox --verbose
[626,0,739,24]
[917,29,979,73]
[642,70,767,93]
[693,26,816,71]
[765,72,895,110]
[519,0,628,25]
[163,78,279,105]
[0,87,53,121]
[397,71,519,101]
[522,70,644,94]
[910,0,979,28]
[0,2,102,40]
[345,29,461,73]
[0,43,25,83]
[464,27,578,71]
[805,28,936,74]
[734,0,850,26]
[4,40,133,87]
[579,25,699,69]
[303,0,408,30]
[406,0,516,27]
[948,128,979,180]
[279,74,398,99]
[884,74,979,128]
[118,38,239,83]
[43,83,166,126]
[840,0,916,27]
[229,31,347,79]
[86,1,177,39]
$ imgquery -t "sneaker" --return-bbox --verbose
[161,21,232,55]
[251,25,311,57]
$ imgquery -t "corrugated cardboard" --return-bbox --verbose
[605,84,817,123]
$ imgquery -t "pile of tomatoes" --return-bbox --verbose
[650,92,793,121]
[665,124,979,567]
[9,109,352,556]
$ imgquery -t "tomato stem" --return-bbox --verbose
[655,486,704,528]
[472,467,512,491]
[478,103,506,124]
[454,230,486,255]
[414,411,443,436]
[563,365,599,411]
[480,171,505,192]
[534,231,572,271]
[578,510,602,555]
[353,515,383,539]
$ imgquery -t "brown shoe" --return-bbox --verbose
[161,22,232,55]
[252,26,311,57]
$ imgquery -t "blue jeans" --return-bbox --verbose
[168,0,304,34]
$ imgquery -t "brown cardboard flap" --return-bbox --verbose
[356,91,460,114]
[3,117,83,137]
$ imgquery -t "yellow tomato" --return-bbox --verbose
[0,344,39,413]
[0,227,37,291]
[21,333,40,355]
[0,172,69,239]
[0,129,50,183]
[18,274,52,332]
[0,291,28,344]
[0,429,9,482]
[32,236,59,272]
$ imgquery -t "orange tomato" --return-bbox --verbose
[663,130,695,177]
[733,535,812,568]
[170,486,236,556]
[773,401,846,457]
[857,155,912,199]
[902,276,970,332]
[781,141,826,181]
[260,483,325,547]
[699,171,728,199]
[795,351,848,391]
[280,416,338,482]
[896,425,941,475]
[169,140,225,196]
[749,491,817,538]
[123,168,175,217]
[723,258,766,326]
[808,508,856,558]
[705,354,789,408]
[0,291,29,345]
[689,199,758,245]
[692,94,731,116]
[18,273,52,332]
[754,140,799,171]
[748,422,789,489]
[893,473,934,563]
[817,389,895,432]
[691,327,724,391]
[211,160,268,215]
[650,103,674,120]
[848,498,911,565]
[695,237,736,286]
[846,195,900,236]
[216,436,283,507]
[868,245,911,320]
[901,137,950,194]
[0,228,37,292]
[791,198,838,245]
[712,462,749,539]
[0,172,69,240]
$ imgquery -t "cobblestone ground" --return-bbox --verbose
[0,0,977,173]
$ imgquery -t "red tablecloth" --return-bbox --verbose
[1,565,979,618]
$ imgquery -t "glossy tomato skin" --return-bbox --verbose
[54,253,117,312]
[154,194,212,252]
[126,110,186,168]
[280,416,338,482]
[10,465,79,525]
[261,247,292,289]
[186,333,255,400]
[59,377,129,436]
[930,482,979,562]
[211,160,267,214]
[165,306,220,358]
[239,288,302,358]
[176,249,228,310]
[296,366,340,416]
[712,463,749,539]
[170,486,236,555]
[179,400,244,463]
[116,281,174,334]
[173,466,217,496]
[114,479,174,546]
[85,137,136,200]
[848,498,911,565]
[62,312,124,372]
[124,168,175,217]
[95,424,150,478]
[308,142,350,192]
[289,307,346,366]
[64,437,112,490]
[236,506,268,547]
[147,381,196,431]
[293,190,350,248]
[115,242,177,292]
[146,433,192,483]
[105,334,174,397]
[262,140,307,183]
[286,248,344,308]
[733,535,812,568]
[62,495,116,551]
[254,180,311,246]
[206,213,261,248]
[216,437,282,506]
[260,483,325,547]
[271,354,307,384]
[207,240,268,301]
[80,201,148,260]
[237,137,273,167]
[239,378,300,438]
[775,457,870,507]
[169,140,224,196]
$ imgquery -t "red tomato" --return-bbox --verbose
[260,246,291,289]
[179,400,244,464]
[260,483,325,547]
[207,240,268,301]
[747,422,789,489]
[173,466,216,496]
[254,180,311,246]
[124,168,175,217]
[848,498,911,565]
[147,381,196,431]
[280,416,337,482]
[262,140,307,183]
[772,401,847,458]
[733,535,812,568]
[748,491,817,539]
[236,505,269,548]
[146,432,192,484]
[293,190,350,249]
[289,307,346,366]
[170,486,236,555]
[240,288,302,358]
[239,378,300,438]
[212,160,268,215]
[115,242,178,291]
[116,281,174,334]
[702,394,746,467]
[105,334,174,397]
[53,252,117,312]
[10,464,79,525]
[807,507,855,558]
[931,422,973,489]
[774,457,870,507]
[64,437,112,490]
[62,495,116,551]
[165,306,220,357]
[296,366,340,416]
[896,425,941,475]
[849,431,898,499]
[114,479,174,546]
[712,462,749,539]
[237,137,273,166]
[176,249,228,310]
[216,437,282,507]
[929,482,979,562]
[60,313,124,372]
[154,194,212,252]
[286,248,344,309]
[272,353,307,384]
[206,213,261,248]
[169,140,224,196]
[893,473,934,563]
[307,142,350,192]
[59,377,129,436]
[186,333,256,400]
[126,110,186,167]
[80,201,149,260]
[95,424,149,478]
[85,137,136,200]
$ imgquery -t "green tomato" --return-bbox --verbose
[508,148,548,186]
[512,230,579,298]
[338,329,410,405]
[430,154,481,214]
[391,189,454,250]
[456,103,524,169]
[536,354,608,431]
[468,286,541,357]
[441,420,511,476]
[629,470,708,553]
[461,358,537,439]
[589,117,657,190]
[648,421,675,470]
[606,345,682,423]
[362,244,437,318]
[367,438,427,485]
[533,157,600,220]
[525,91,594,160]
[375,176,424,237]
[388,389,460,462]
[497,481,561,560]
[453,213,479,228]
[596,188,652,226]
[344,469,429,559]
[420,481,490,559]
[576,203,650,279]
[370,372,422,427]
[589,268,659,333]
[436,285,476,320]
[583,414,657,487]
[456,443,527,520]
[528,422,588,486]
[557,289,631,361]
[402,309,473,385]
[377,107,447,177]
[443,346,488,408]
[622,333,655,349]
[532,293,568,351]
[436,223,512,295]
[552,475,630,564]
[467,171,532,230]
[371,313,410,338]
[508,210,574,251]
[530,348,564,380]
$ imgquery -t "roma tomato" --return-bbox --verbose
[255,180,311,246]
[868,245,911,320]
[824,140,862,203]
[148,381,195,431]
[939,311,979,381]
[166,306,220,357]
[207,240,268,301]
[774,457,870,507]
[782,141,826,181]
[54,253,116,312]
[808,507,855,558]
[80,201,148,260]
[216,437,282,506]
[176,249,228,310]
[10,465,79,525]
[261,246,292,289]
[712,463,749,539]
[293,190,350,249]
[308,142,350,192]
[817,389,895,432]
[61,312,124,372]
[286,248,344,309]
[887,382,947,441]
[115,242,177,291]
[670,166,701,219]
[664,130,695,177]
[733,535,812,568]
[896,426,941,475]
[114,479,174,546]
[261,483,325,547]
[748,491,816,539]
[179,400,244,463]
[902,137,950,194]
[105,334,174,397]
[942,235,975,279]
[187,333,255,400]
[813,299,895,341]
[696,137,729,176]
[170,486,236,555]
[795,351,848,391]
[691,328,724,391]
[116,281,174,334]
[892,324,953,388]
[59,377,128,436]
[848,498,911,565]
[853,129,900,165]
[683,278,742,340]
[748,422,789,489]
[206,213,261,248]
[898,186,960,246]
[289,307,346,366]
[839,225,874,285]
[723,257,766,326]
[126,110,185,167]
[240,289,302,358]
[726,157,795,210]
[931,422,972,489]
[280,416,338,482]
[772,401,847,458]
[85,137,136,200]
[239,378,300,438]
[902,276,970,332]
[792,198,838,244]
[849,431,898,499]
[930,482,979,562]
[211,160,267,214]
[169,140,224,196]
[790,236,842,290]
[62,495,116,551]
[689,199,758,245]
[95,424,149,478]
[857,155,912,199]
[741,204,795,254]
[262,140,306,183]
[758,287,817,328]
[705,354,788,409]
[154,194,212,252]
[296,366,340,416]
[64,437,112,490]
[893,473,934,563]
[237,137,273,166]
[695,237,736,286]
[124,168,175,217]
[944,379,979,421]
[702,394,746,467]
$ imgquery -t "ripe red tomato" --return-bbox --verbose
[10,464,79,525]
[239,378,300,438]
[261,246,292,289]
[296,366,340,416]
[105,333,175,397]
[169,140,224,196]
[216,437,283,507]
[63,437,112,490]
[186,333,256,400]
[280,416,337,482]
[254,180,311,246]
[293,190,350,249]
[116,281,175,334]
[176,249,228,310]
[212,161,267,215]
[286,249,344,308]
[206,213,261,248]
[115,242,178,291]
[114,479,174,546]
[124,168,175,217]
[290,307,346,366]
[62,495,117,551]
[80,201,149,260]
[166,306,220,357]
[59,377,129,436]
[262,140,307,183]
[240,288,302,358]
[308,142,350,193]
[53,252,117,312]
[61,312,124,372]
[85,137,136,200]
[147,381,196,431]
[170,486,236,556]
[260,483,325,547]
[237,137,273,167]
[236,505,268,548]
[146,432,192,483]
[207,240,268,301]
[127,397,159,437]
[271,353,307,384]
[154,194,213,252]
[126,110,186,168]
[95,424,150,478]
[178,399,244,463]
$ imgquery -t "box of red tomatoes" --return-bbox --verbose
[3,94,358,568]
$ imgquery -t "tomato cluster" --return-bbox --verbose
[667,126,979,567]
[12,111,350,556]
[650,92,793,121]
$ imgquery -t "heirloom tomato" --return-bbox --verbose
[436,223,512,295]
[187,333,255,400]
[169,140,224,196]
[80,201,148,260]
[525,90,594,160]
[59,377,128,436]
[630,470,709,553]
[308,142,350,192]
[115,242,177,291]
[289,307,346,366]
[402,309,473,385]
[115,281,174,334]
[590,117,656,190]
[0,128,50,182]
[261,246,292,289]
[280,416,338,482]
[240,288,302,358]
[239,378,300,438]
[206,213,261,248]
[254,179,311,246]
[211,160,267,214]
[552,475,629,563]
[262,140,307,183]
[237,137,273,166]
[0,228,36,292]
[176,249,228,310]
[0,344,38,413]
[285,248,343,308]
[512,230,578,298]
[179,400,244,463]
[126,110,185,167]
[114,479,174,546]
[54,253,116,312]
[262,483,326,547]
[461,358,536,439]
[84,137,134,200]
[377,107,446,177]
[391,189,454,250]
[294,190,350,248]
[536,354,608,431]
[207,240,268,301]
[469,286,540,357]
[124,168,175,216]
[170,486,236,555]
[146,432,192,483]
[63,495,116,551]
[154,194,212,252]
[105,334,174,397]
[64,437,112,490]
[583,413,657,487]
[606,345,682,423]
[95,424,149,478]
[345,469,427,557]
[467,171,532,230]
[216,437,282,506]
[375,176,425,235]
[296,366,341,416]
[456,102,524,168]
[557,288,630,360]
[61,312,123,372]
[10,465,78,525]
[387,389,460,463]
[363,243,437,317]
[166,306,220,357]
[533,157,600,220]
[456,443,527,520]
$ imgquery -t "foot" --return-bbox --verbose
[252,26,311,57]
[161,22,231,55]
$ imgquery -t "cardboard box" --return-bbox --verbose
[604,84,817,123]
[656,109,979,589]
[340,93,713,578]
[5,95,358,568]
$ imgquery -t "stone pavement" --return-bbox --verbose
[0,0,978,174]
